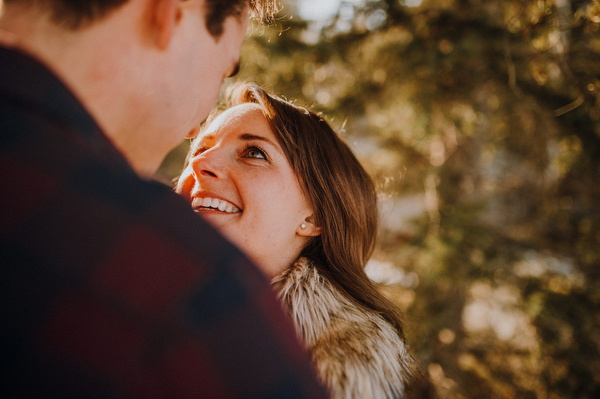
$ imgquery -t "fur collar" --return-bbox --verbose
[272,258,414,399]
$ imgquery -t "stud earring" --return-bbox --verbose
[301,223,306,229]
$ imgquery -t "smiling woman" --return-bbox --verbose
[177,101,315,277]
[177,82,417,398]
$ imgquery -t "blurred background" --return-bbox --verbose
[158,0,600,397]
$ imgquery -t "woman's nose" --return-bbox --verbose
[191,148,223,179]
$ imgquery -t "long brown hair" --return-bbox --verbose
[224,82,407,342]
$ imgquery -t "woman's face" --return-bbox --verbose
[177,103,317,278]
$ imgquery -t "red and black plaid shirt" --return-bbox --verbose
[0,45,327,398]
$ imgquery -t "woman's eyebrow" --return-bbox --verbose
[194,134,215,146]
[188,134,214,156]
[239,133,283,153]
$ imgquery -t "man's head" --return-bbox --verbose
[0,0,279,177]
[2,0,278,34]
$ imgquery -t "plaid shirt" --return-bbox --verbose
[0,45,327,398]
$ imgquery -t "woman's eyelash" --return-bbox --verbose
[191,145,208,157]
[190,143,269,161]
[243,144,269,161]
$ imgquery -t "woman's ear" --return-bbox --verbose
[297,216,322,237]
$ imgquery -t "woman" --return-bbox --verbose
[176,82,416,398]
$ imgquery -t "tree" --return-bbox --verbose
[160,1,600,397]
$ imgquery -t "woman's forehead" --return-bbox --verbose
[222,103,263,120]
[197,103,272,141]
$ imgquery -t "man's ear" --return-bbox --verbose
[152,0,181,50]
[297,216,322,237]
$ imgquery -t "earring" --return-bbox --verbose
[301,223,306,229]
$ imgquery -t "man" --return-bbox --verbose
[0,0,327,397]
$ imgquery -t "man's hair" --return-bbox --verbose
[3,0,126,28]
[3,0,279,33]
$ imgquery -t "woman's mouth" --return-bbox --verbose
[191,197,241,213]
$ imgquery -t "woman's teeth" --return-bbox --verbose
[191,197,241,213]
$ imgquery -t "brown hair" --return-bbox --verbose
[3,0,279,32]
[206,0,279,37]
[223,82,407,342]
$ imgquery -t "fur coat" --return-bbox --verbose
[272,258,415,399]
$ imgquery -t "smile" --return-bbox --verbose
[191,197,241,213]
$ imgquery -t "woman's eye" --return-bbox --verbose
[192,146,208,157]
[245,146,267,160]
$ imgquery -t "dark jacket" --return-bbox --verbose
[0,44,326,398]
